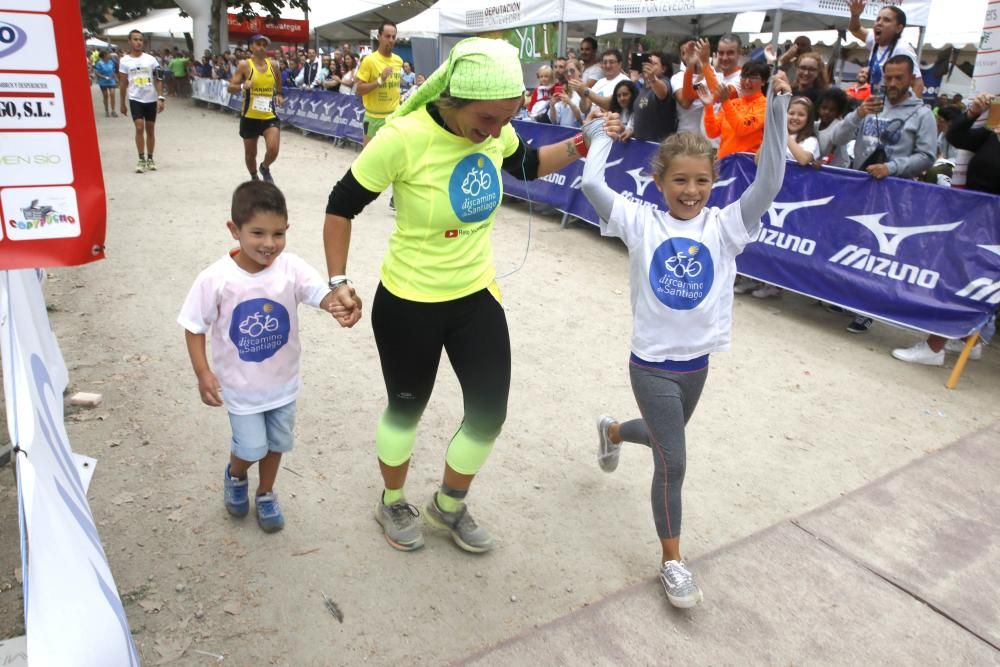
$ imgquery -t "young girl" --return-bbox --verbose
[580,72,792,609]
[609,80,637,141]
[815,87,849,165]
[527,65,555,122]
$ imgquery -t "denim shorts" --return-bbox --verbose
[228,401,296,462]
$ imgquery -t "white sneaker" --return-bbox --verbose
[891,341,944,366]
[733,279,761,295]
[659,560,703,608]
[751,284,782,299]
[944,338,982,360]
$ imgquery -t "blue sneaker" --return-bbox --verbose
[255,492,285,533]
[224,464,249,517]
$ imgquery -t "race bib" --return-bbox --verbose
[133,76,151,87]
[252,96,273,113]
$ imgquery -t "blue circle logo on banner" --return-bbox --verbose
[229,298,291,362]
[648,237,714,310]
[449,153,501,223]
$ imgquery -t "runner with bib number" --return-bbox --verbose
[229,34,285,183]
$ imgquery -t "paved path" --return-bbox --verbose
[460,421,1000,665]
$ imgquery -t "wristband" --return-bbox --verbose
[572,132,588,158]
[328,275,351,290]
[376,77,384,86]
[158,96,165,100]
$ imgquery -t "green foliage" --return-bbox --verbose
[80,0,311,33]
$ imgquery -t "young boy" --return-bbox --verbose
[178,181,340,532]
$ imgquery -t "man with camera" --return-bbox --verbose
[829,54,935,334]
[631,52,677,142]
[830,54,934,181]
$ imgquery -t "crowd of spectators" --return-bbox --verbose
[89,42,426,103]
[515,31,995,350]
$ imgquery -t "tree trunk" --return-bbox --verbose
[210,0,222,53]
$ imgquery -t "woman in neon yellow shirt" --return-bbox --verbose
[323,38,619,553]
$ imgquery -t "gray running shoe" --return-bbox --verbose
[145,157,157,171]
[424,496,494,553]
[135,158,145,173]
[259,162,273,183]
[597,415,620,472]
[374,500,424,551]
[659,560,703,609]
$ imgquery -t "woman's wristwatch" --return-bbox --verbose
[328,275,351,291]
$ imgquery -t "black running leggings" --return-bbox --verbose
[371,283,511,472]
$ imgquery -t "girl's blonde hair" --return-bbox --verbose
[650,131,717,181]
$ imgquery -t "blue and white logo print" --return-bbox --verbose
[648,237,714,310]
[449,153,501,223]
[0,20,27,59]
[228,298,290,362]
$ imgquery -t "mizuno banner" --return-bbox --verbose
[506,121,1000,339]
[192,78,365,144]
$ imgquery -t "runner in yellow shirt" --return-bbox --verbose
[322,38,621,555]
[228,34,285,183]
[355,21,404,146]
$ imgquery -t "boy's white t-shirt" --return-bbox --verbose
[605,197,751,361]
[119,52,160,102]
[178,252,328,415]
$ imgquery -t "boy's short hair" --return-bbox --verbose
[231,181,287,228]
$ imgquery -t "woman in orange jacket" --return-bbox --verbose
[698,60,771,159]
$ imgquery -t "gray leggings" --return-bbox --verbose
[618,361,708,539]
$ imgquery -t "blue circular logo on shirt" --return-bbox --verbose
[648,237,715,310]
[228,298,291,362]
[449,153,501,223]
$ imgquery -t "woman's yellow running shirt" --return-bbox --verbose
[352,105,520,303]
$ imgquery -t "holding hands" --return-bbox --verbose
[322,284,363,328]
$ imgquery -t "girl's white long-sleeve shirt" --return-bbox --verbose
[580,94,789,361]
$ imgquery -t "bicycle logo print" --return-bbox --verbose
[461,167,493,197]
[648,238,715,310]
[449,153,501,223]
[664,248,703,278]
[228,298,291,362]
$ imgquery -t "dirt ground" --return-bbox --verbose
[1,90,998,665]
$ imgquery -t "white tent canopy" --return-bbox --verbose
[437,0,563,33]
[85,37,110,48]
[399,0,940,40]
[312,0,436,42]
[750,0,987,49]
[397,6,442,40]
[105,8,193,37]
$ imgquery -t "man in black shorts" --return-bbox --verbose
[228,35,284,182]
[118,30,165,173]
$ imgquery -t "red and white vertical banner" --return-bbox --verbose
[0,0,106,269]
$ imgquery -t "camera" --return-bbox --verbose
[629,52,651,72]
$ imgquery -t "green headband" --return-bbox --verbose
[389,37,525,121]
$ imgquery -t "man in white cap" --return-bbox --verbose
[228,34,284,182]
